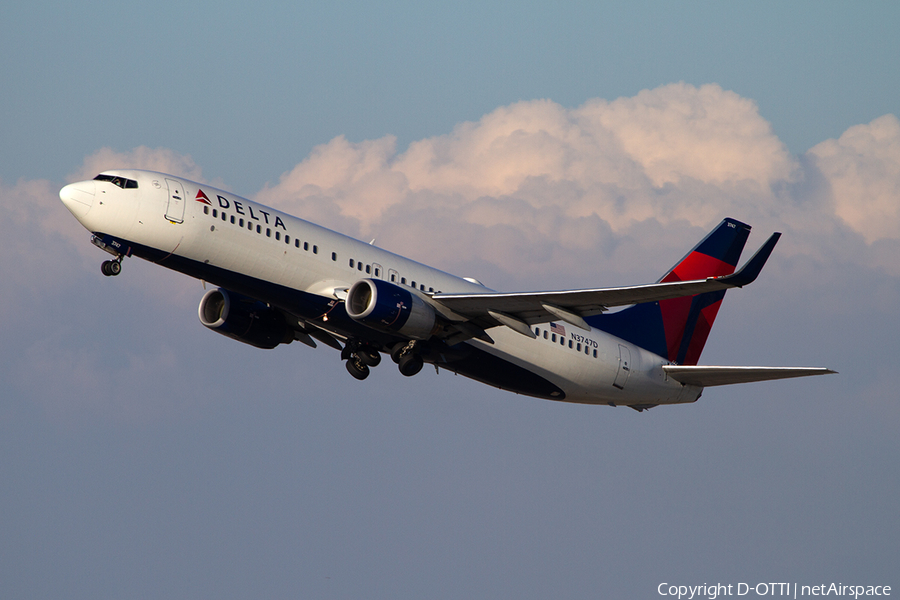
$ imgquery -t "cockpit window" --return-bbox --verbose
[93,174,138,189]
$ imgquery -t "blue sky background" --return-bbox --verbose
[2,2,899,599]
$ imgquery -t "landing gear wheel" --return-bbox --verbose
[358,349,382,367]
[101,260,122,277]
[398,352,424,377]
[391,341,413,364]
[345,357,370,380]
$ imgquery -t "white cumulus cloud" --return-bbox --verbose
[255,83,896,286]
[807,114,900,244]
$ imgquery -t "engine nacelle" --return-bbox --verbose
[198,288,293,349]
[346,278,436,340]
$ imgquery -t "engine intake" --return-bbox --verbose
[198,288,293,349]
[346,278,436,339]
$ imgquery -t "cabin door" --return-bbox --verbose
[613,344,632,390]
[165,178,185,223]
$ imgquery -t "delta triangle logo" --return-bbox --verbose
[195,189,212,205]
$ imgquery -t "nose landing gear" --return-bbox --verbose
[91,235,128,277]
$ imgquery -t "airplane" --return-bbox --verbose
[59,169,835,410]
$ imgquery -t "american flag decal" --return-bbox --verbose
[550,322,566,336]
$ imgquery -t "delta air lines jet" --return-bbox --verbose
[60,170,834,410]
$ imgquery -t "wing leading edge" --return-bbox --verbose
[431,231,781,331]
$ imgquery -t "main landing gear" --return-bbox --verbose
[341,339,426,380]
[101,258,123,277]
[341,339,382,381]
[391,341,424,377]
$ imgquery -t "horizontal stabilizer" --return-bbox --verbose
[663,365,837,387]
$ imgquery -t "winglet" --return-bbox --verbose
[714,232,781,288]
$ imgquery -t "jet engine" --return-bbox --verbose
[345,278,436,339]
[198,288,293,349]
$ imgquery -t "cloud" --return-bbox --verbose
[807,114,900,244]
[262,84,799,233]
[256,83,897,286]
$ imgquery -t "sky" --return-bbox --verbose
[2,2,899,599]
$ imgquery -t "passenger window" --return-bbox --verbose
[358,262,363,271]
[401,277,406,285]
[256,225,261,233]
[349,259,355,268]
[577,343,581,352]
[552,334,556,342]
[275,231,280,240]
[331,252,336,261]
[593,349,597,358]
[365,265,371,274]
[239,218,244,227]
[266,229,271,237]
[204,206,209,215]
[213,209,218,218]
[230,215,235,224]
[313,245,318,254]
[543,330,548,339]
[285,235,290,244]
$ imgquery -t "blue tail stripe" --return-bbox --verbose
[588,218,752,362]
[674,290,724,364]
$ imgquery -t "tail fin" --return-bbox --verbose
[589,218,751,365]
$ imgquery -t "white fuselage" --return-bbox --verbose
[60,169,699,407]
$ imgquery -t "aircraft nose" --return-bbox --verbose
[59,181,95,217]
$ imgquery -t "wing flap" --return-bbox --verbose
[663,365,837,387]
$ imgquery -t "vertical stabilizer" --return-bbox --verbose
[588,218,751,365]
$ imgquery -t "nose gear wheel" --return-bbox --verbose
[101,259,122,277]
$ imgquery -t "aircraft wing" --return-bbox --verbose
[430,232,781,336]
[662,365,837,387]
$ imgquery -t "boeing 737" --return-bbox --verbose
[59,170,834,410]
